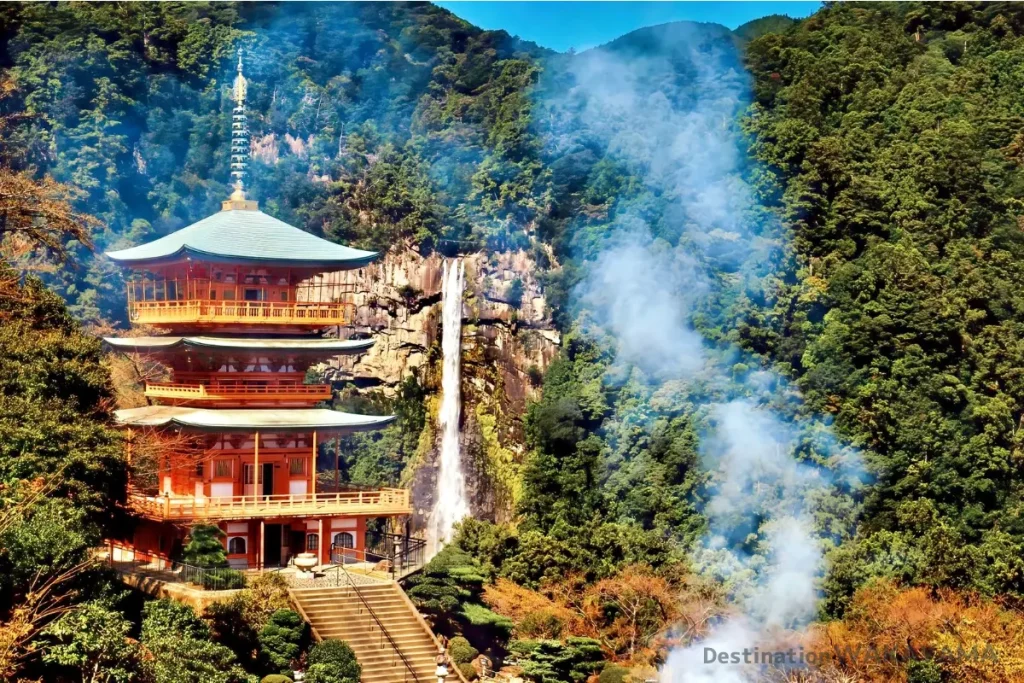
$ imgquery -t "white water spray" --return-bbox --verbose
[427,259,470,557]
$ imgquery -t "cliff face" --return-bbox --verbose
[321,248,560,524]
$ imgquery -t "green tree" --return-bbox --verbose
[144,634,249,683]
[43,600,145,683]
[406,545,510,637]
[258,609,306,675]
[182,524,228,568]
[509,637,605,683]
[141,599,209,642]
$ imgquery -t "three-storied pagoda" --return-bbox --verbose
[105,53,410,570]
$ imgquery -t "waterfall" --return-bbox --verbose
[427,259,470,557]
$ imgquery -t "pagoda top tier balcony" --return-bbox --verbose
[128,488,412,522]
[127,297,355,328]
[122,268,359,330]
[107,204,376,331]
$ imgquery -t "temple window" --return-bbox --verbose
[289,458,306,476]
[214,460,232,478]
[228,537,246,555]
[306,533,319,551]
[333,532,354,549]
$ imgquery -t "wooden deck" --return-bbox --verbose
[129,489,412,521]
[127,299,355,326]
[145,382,332,402]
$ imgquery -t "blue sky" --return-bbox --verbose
[435,1,821,53]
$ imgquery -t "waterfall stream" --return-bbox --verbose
[426,259,470,557]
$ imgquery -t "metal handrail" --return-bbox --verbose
[330,534,426,579]
[106,541,247,591]
[331,562,423,683]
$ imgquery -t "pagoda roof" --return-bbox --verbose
[105,208,378,269]
[115,406,395,433]
[103,335,374,355]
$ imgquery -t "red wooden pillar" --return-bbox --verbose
[318,518,325,565]
[258,519,265,570]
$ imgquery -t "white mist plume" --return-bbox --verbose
[581,236,706,380]
[549,25,865,681]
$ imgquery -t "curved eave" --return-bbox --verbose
[105,244,379,270]
[103,336,375,355]
[187,337,374,353]
[115,406,395,433]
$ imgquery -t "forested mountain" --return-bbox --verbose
[0,2,549,324]
[7,2,1024,682]
[746,1,1024,606]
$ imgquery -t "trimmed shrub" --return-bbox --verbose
[260,676,293,683]
[458,662,478,681]
[448,636,479,664]
[306,639,360,683]
[259,609,307,674]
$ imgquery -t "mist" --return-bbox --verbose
[544,23,865,681]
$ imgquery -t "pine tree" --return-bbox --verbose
[182,524,228,568]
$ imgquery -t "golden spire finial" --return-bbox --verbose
[224,47,257,211]
[232,48,248,105]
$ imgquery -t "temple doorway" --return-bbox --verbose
[264,523,282,567]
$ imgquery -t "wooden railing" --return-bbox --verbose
[127,299,355,326]
[145,382,332,402]
[128,488,412,521]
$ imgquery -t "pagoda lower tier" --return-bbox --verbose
[122,514,385,570]
[114,406,405,569]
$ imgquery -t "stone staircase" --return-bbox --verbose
[291,581,455,683]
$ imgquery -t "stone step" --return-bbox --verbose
[311,620,426,637]
[333,631,432,647]
[303,610,411,626]
[309,612,427,629]
[290,582,452,683]
[302,600,406,611]
[292,585,394,595]
[346,646,438,666]
[301,600,406,612]
[317,626,430,643]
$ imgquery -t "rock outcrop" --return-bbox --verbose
[319,248,560,525]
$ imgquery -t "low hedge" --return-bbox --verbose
[199,567,246,590]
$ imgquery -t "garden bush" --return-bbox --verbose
[306,639,360,683]
[259,609,307,674]
[448,636,479,664]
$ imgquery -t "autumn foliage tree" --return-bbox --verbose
[805,580,1024,683]
[0,169,96,266]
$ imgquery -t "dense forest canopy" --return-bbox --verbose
[5,2,1024,682]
